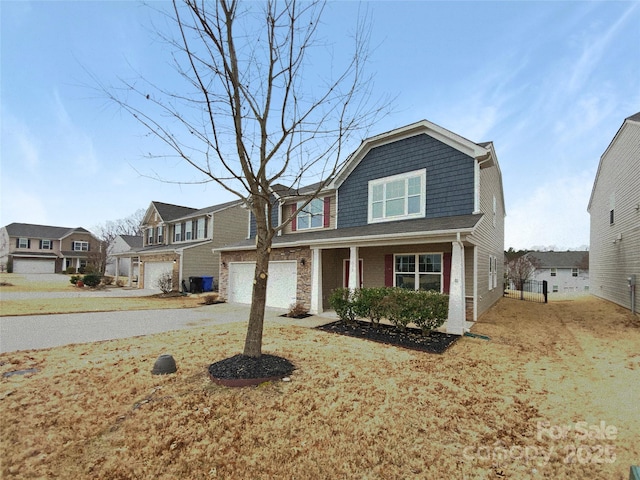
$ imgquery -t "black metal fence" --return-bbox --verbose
[504,280,548,303]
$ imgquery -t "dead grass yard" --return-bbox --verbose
[1,296,638,479]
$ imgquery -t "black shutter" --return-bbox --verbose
[40,240,43,249]
[27,239,31,248]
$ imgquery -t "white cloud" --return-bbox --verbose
[506,170,595,250]
[0,110,41,173]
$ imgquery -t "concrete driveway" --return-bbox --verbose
[0,274,335,353]
[0,303,334,353]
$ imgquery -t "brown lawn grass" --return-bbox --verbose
[0,273,81,292]
[0,296,204,316]
[1,296,638,479]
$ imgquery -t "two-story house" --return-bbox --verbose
[524,251,589,297]
[117,199,246,291]
[0,223,99,274]
[217,119,506,335]
[588,112,640,312]
[106,234,143,278]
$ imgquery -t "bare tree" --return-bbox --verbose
[91,209,145,274]
[101,0,387,358]
[506,255,539,293]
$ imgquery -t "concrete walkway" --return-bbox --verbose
[0,303,336,354]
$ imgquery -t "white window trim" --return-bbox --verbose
[73,241,89,251]
[367,169,426,224]
[174,224,182,242]
[157,225,163,244]
[393,252,443,292]
[297,198,324,231]
[185,221,193,240]
[196,218,205,239]
[18,238,29,248]
[41,239,52,250]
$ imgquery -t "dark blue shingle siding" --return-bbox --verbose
[337,134,475,228]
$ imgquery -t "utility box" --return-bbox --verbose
[629,275,636,287]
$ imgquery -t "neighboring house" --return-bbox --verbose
[106,234,143,277]
[0,223,99,274]
[525,251,590,297]
[217,119,506,335]
[587,112,640,312]
[117,200,246,291]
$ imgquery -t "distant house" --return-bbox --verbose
[116,200,246,291]
[217,118,506,335]
[0,223,99,274]
[524,251,589,297]
[105,234,143,277]
[587,112,640,311]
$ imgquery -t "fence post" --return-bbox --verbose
[543,280,548,303]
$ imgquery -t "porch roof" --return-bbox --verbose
[120,240,211,257]
[218,213,483,251]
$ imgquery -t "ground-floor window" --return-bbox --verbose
[394,253,442,292]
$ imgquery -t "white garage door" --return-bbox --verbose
[13,258,56,274]
[143,262,173,290]
[228,261,297,309]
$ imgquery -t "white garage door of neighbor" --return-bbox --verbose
[143,262,174,290]
[13,258,56,274]
[228,261,297,309]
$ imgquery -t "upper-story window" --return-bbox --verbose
[73,241,89,251]
[147,227,154,245]
[572,268,578,277]
[185,221,193,240]
[17,238,30,248]
[40,239,52,250]
[550,268,557,277]
[197,218,206,239]
[297,199,324,230]
[368,169,426,223]
[157,225,163,244]
[174,224,182,242]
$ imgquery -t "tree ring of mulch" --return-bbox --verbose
[316,319,459,354]
[279,313,313,319]
[208,354,295,387]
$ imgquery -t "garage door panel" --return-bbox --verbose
[228,261,297,309]
[143,262,173,290]
[13,259,56,274]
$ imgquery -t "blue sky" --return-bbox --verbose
[1,1,638,249]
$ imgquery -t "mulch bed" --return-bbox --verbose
[316,319,459,354]
[208,354,295,380]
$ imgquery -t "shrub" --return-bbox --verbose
[101,275,114,286]
[380,288,414,331]
[287,303,308,318]
[352,287,390,325]
[82,274,101,288]
[115,279,125,287]
[156,271,173,294]
[202,293,220,305]
[65,266,76,274]
[328,288,357,324]
[411,290,448,334]
[69,275,81,285]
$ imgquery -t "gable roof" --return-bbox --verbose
[171,198,243,222]
[3,223,93,239]
[118,234,144,249]
[524,251,589,269]
[151,201,198,221]
[330,119,494,189]
[588,112,640,211]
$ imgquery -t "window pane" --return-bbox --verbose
[386,198,404,217]
[408,176,421,195]
[372,202,383,219]
[372,184,383,202]
[419,274,441,292]
[396,274,415,290]
[407,195,421,214]
[419,254,441,273]
[386,179,405,199]
[395,255,415,273]
[310,199,323,214]
[310,214,323,228]
[298,215,309,230]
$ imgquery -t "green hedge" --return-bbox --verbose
[329,287,449,335]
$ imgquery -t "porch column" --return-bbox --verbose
[446,238,466,335]
[128,257,134,287]
[114,256,120,283]
[348,246,359,292]
[310,248,323,315]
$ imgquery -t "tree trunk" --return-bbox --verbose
[242,228,271,358]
